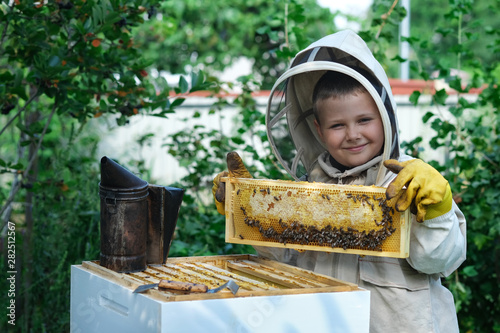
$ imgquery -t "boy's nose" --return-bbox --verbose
[346,125,361,140]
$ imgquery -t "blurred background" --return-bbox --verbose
[1,0,499,331]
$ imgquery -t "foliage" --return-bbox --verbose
[407,0,500,77]
[132,0,336,89]
[369,0,500,79]
[1,0,499,332]
[164,75,290,258]
[0,1,330,331]
[0,1,207,331]
[397,1,500,331]
[0,123,102,331]
[159,0,335,258]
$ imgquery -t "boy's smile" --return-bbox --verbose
[314,91,384,168]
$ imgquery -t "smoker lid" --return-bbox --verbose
[99,156,148,190]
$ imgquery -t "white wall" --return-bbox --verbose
[95,93,475,186]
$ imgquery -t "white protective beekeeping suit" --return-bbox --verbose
[260,30,466,333]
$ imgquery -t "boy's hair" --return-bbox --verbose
[312,71,368,123]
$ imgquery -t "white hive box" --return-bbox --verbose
[70,254,370,333]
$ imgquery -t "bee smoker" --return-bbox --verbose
[99,156,184,273]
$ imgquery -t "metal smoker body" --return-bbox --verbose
[99,156,184,273]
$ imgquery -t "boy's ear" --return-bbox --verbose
[314,119,324,142]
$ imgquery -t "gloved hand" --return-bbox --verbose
[212,152,252,215]
[384,159,453,223]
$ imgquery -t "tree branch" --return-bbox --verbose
[375,0,400,39]
[0,89,39,137]
[1,101,57,230]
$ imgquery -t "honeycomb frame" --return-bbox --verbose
[223,177,411,258]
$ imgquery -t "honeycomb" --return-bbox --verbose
[224,178,410,258]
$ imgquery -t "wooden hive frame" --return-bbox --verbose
[81,255,361,302]
[223,177,411,258]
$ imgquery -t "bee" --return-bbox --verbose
[267,188,271,194]
[239,234,244,239]
[237,189,241,195]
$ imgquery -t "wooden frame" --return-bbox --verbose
[224,177,411,258]
[81,254,361,303]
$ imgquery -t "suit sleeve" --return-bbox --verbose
[406,201,466,276]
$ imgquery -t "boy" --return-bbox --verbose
[213,30,466,332]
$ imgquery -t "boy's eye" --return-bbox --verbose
[329,123,343,129]
[359,117,372,124]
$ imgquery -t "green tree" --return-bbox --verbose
[370,0,500,79]
[133,0,336,89]
[397,1,500,331]
[0,1,208,331]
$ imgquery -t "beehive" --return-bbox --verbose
[71,255,370,332]
[78,255,360,302]
[224,177,411,258]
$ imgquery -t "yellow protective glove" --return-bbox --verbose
[212,152,252,215]
[384,159,453,223]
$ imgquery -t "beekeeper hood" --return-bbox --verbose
[266,30,400,186]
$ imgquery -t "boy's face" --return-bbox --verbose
[314,91,384,168]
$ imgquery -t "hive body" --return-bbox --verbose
[224,178,411,258]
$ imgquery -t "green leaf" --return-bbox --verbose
[231,137,244,144]
[256,26,268,34]
[179,76,189,94]
[170,98,185,109]
[83,17,93,32]
[401,36,420,45]
[422,111,434,123]
[11,86,28,101]
[462,266,479,277]
[473,234,493,250]
[433,89,448,105]
[99,99,108,111]
[92,5,104,26]
[409,91,421,106]
[455,281,466,294]
[448,77,464,92]
[391,55,406,63]
[49,55,60,67]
